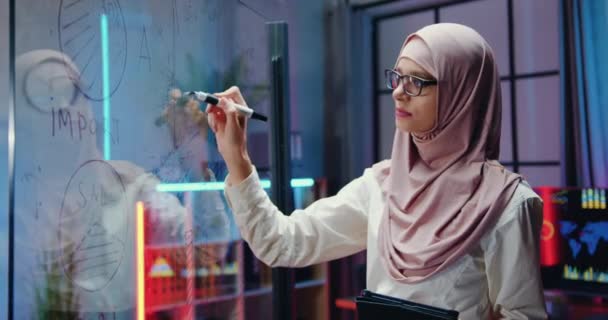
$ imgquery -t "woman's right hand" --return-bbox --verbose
[206,86,253,184]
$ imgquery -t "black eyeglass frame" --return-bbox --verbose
[384,69,437,97]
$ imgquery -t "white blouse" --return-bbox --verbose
[225,166,548,319]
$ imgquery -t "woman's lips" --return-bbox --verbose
[395,108,412,118]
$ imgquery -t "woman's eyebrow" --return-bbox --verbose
[408,70,433,79]
[395,67,433,79]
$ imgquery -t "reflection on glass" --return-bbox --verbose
[9,1,319,319]
[14,48,191,319]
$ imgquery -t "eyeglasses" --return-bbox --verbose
[384,69,437,97]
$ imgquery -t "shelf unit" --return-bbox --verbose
[144,178,330,319]
[144,243,329,320]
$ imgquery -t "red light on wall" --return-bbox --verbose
[136,201,145,320]
[541,219,555,241]
[535,187,562,266]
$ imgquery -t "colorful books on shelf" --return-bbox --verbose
[145,242,240,310]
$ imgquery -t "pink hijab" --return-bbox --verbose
[374,23,522,283]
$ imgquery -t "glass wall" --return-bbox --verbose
[8,1,300,319]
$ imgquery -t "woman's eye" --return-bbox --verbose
[391,75,400,87]
[412,78,423,87]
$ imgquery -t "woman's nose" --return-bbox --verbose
[392,84,407,100]
[392,84,402,97]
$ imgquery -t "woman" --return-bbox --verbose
[207,23,547,319]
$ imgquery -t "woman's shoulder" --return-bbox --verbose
[494,180,543,229]
[479,181,543,253]
[370,159,391,171]
[333,161,389,197]
[363,159,391,184]
[353,163,384,189]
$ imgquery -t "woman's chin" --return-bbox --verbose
[395,120,414,133]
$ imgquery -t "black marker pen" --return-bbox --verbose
[187,91,268,122]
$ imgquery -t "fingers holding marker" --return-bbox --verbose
[215,86,239,98]
[216,98,241,120]
[190,90,266,122]
[221,98,248,130]
[206,99,242,132]
[225,102,240,131]
[206,104,226,123]
[200,90,255,135]
[225,98,247,129]
[217,97,236,112]
[216,86,247,107]
[206,104,225,134]
[207,111,216,133]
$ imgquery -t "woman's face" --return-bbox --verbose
[391,57,438,134]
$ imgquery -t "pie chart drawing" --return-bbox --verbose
[59,160,128,291]
[58,0,127,101]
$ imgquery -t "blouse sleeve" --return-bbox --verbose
[224,167,369,267]
[485,196,548,319]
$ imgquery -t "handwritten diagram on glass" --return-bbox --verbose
[60,160,128,291]
[11,0,289,318]
[59,0,127,100]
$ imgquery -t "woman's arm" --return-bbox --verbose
[224,166,369,267]
[206,86,368,267]
[484,196,548,319]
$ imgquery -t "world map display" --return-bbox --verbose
[560,220,608,283]
[561,221,608,258]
